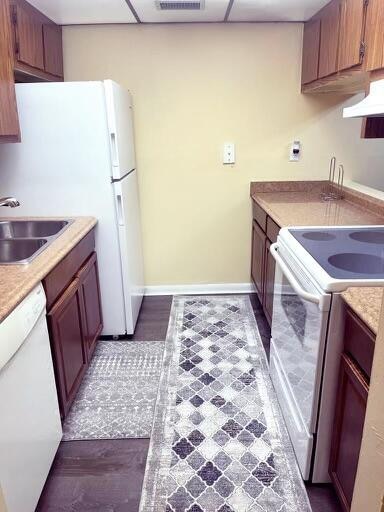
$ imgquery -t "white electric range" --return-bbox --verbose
[269,225,384,483]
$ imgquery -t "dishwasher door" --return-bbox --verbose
[0,285,62,512]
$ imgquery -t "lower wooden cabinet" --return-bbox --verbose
[47,278,88,419]
[251,200,278,326]
[263,239,275,325]
[44,232,103,420]
[329,306,375,512]
[329,354,369,511]
[251,220,266,298]
[77,252,103,360]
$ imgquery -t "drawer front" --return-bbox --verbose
[266,216,280,243]
[252,200,267,232]
[44,229,95,310]
[344,307,375,380]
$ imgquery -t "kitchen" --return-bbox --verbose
[0,0,384,511]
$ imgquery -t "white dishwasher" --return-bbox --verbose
[0,284,62,512]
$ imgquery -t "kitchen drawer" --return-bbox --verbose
[344,307,375,380]
[252,200,267,231]
[43,229,95,310]
[266,217,280,243]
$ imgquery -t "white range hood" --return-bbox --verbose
[343,79,384,118]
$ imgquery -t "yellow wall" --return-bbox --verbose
[63,23,384,286]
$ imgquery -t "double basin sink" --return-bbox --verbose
[0,220,73,264]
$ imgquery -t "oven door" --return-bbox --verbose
[269,242,331,480]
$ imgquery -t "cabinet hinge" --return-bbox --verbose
[360,41,366,61]
[363,0,369,7]
[11,8,17,25]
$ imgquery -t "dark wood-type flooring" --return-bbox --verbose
[36,294,341,512]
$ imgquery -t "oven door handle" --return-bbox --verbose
[270,243,321,305]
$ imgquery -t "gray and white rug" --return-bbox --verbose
[63,340,164,440]
[140,296,312,512]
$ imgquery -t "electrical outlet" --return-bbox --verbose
[289,140,301,162]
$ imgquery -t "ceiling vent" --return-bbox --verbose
[155,1,205,10]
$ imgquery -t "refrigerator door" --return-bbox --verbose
[113,170,144,334]
[0,81,128,336]
[104,80,136,181]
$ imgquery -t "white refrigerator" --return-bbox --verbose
[0,80,144,336]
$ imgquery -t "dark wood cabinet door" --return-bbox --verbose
[318,0,341,78]
[43,23,63,77]
[302,18,321,85]
[263,240,275,325]
[77,253,103,360]
[251,220,266,301]
[364,0,384,72]
[13,2,44,70]
[338,0,367,72]
[361,116,384,139]
[47,278,87,419]
[0,0,20,142]
[329,354,369,512]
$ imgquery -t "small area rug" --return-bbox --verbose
[62,340,164,441]
[139,295,312,512]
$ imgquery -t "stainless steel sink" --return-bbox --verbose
[0,219,73,264]
[0,220,69,239]
[0,239,48,264]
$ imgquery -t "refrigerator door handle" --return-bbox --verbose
[110,132,118,167]
[116,194,125,226]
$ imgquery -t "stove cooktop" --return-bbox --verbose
[288,226,384,280]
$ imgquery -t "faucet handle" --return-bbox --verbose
[0,197,20,208]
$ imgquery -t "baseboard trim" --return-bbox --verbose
[144,283,255,296]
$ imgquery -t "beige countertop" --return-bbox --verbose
[251,181,384,332]
[0,216,97,324]
[251,190,384,227]
[342,288,383,335]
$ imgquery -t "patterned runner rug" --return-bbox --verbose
[62,340,164,440]
[139,296,312,512]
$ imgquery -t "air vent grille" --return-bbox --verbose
[155,1,205,10]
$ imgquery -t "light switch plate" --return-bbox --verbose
[223,143,235,164]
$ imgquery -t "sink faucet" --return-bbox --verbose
[0,197,20,208]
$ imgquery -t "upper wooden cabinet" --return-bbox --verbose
[302,18,321,84]
[12,0,44,70]
[0,0,64,143]
[43,23,63,77]
[10,0,64,80]
[338,0,367,72]
[301,0,375,93]
[364,0,384,72]
[318,0,341,79]
[0,0,20,142]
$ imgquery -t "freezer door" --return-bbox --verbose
[113,170,144,334]
[104,80,136,181]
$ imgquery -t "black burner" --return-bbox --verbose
[302,232,336,242]
[349,230,384,244]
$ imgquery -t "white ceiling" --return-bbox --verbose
[27,0,137,24]
[229,0,329,22]
[28,0,331,25]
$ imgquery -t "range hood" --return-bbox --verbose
[343,79,384,118]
